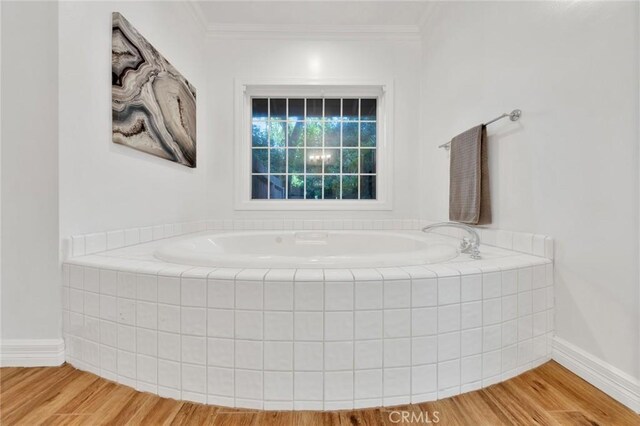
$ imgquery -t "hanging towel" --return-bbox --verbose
[449,125,492,225]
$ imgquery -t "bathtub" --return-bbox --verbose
[62,228,554,411]
[154,231,460,268]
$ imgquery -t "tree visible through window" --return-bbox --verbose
[251,97,377,200]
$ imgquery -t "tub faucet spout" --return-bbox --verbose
[422,222,481,259]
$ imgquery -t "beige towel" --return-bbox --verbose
[449,125,492,225]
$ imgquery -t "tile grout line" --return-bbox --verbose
[231,269,243,407]
[291,269,297,408]
[435,271,439,397]
[458,271,462,392]
[350,269,356,407]
[321,269,326,409]
[154,272,159,395]
[178,271,183,400]
[480,271,485,386]
[409,273,414,402]
[205,271,210,403]
[261,270,267,409]
[380,274,385,404]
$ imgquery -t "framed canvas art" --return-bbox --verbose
[112,12,196,168]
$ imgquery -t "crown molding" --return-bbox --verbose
[185,0,208,34]
[206,23,421,41]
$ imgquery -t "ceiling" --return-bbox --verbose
[194,1,430,27]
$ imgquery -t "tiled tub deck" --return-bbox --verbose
[62,231,554,410]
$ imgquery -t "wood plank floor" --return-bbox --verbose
[0,361,637,425]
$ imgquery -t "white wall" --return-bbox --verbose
[0,0,208,348]
[1,1,60,340]
[206,36,421,220]
[59,1,209,238]
[420,1,640,379]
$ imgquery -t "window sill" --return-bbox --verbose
[234,199,392,211]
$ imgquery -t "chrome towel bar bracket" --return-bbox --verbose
[438,109,522,150]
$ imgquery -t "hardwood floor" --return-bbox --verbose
[0,361,637,425]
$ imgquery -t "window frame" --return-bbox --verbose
[234,79,393,211]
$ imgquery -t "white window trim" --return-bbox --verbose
[234,78,394,211]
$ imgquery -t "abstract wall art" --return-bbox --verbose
[112,12,196,168]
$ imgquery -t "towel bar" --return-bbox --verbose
[438,109,521,150]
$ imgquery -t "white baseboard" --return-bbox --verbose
[553,337,640,413]
[0,339,65,367]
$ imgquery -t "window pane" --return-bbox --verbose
[360,149,376,174]
[270,148,286,174]
[342,175,358,199]
[288,148,304,173]
[306,121,323,147]
[324,149,340,173]
[325,121,340,147]
[306,99,323,118]
[288,175,304,199]
[269,175,286,199]
[252,149,268,173]
[305,175,322,199]
[287,121,304,147]
[325,99,341,119]
[252,98,268,119]
[360,176,376,199]
[250,96,378,202]
[324,175,340,199]
[360,122,376,147]
[342,149,358,174]
[269,121,286,147]
[288,99,305,120]
[252,175,268,199]
[342,122,358,147]
[361,99,376,120]
[252,121,267,147]
[270,98,286,119]
[307,149,323,173]
[342,99,358,120]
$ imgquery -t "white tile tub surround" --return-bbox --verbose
[62,237,554,410]
[68,220,210,258]
[66,219,554,261]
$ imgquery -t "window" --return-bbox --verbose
[251,97,377,200]
[235,81,392,210]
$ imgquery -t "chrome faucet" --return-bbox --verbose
[422,222,481,259]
